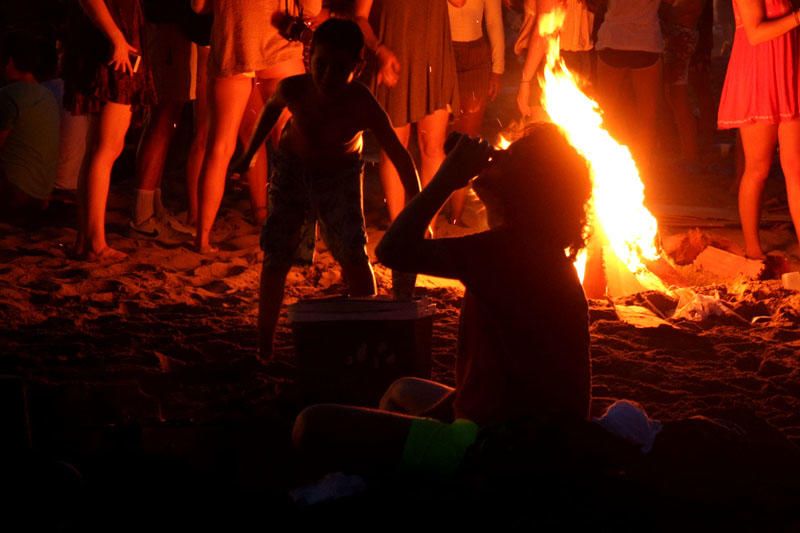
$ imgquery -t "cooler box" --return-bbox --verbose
[288,297,436,405]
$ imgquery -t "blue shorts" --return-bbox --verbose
[260,150,369,269]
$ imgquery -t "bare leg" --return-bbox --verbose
[665,81,698,164]
[135,100,185,192]
[379,377,454,415]
[195,74,252,252]
[186,45,210,225]
[689,61,715,152]
[258,262,292,357]
[292,403,414,477]
[74,115,98,254]
[255,59,303,149]
[777,120,800,247]
[738,122,778,259]
[595,58,629,145]
[417,108,450,188]
[630,59,662,176]
[378,123,411,220]
[449,100,486,224]
[79,102,132,259]
[239,83,268,224]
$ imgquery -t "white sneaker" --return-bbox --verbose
[129,216,188,243]
[158,211,197,237]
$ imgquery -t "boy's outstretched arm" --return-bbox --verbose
[376,135,493,277]
[367,97,421,202]
[231,82,288,174]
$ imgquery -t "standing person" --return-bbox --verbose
[232,18,422,357]
[183,6,213,229]
[515,0,594,118]
[661,0,708,169]
[593,0,664,174]
[129,0,199,238]
[447,0,505,226]
[717,0,800,259]
[63,0,155,261]
[355,0,458,222]
[191,0,321,253]
[0,32,60,224]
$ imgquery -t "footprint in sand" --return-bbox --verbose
[199,279,233,294]
[132,263,158,273]
[228,265,248,276]
[54,268,90,280]
[24,278,62,292]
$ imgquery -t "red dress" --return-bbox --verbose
[718,0,800,128]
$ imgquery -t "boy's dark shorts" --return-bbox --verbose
[260,150,369,269]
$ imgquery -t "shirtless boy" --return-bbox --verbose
[233,18,422,357]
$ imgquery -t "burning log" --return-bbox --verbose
[501,7,675,299]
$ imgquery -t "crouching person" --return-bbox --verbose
[0,32,59,225]
[292,124,593,481]
[233,18,422,358]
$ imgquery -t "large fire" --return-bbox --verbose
[533,9,669,296]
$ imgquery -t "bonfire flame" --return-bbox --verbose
[536,9,668,295]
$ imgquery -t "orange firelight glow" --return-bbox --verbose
[537,8,668,295]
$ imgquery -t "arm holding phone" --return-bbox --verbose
[78,0,139,75]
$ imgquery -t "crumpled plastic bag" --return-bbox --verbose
[290,472,367,507]
[593,399,663,454]
[671,288,743,322]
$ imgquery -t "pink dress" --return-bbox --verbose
[718,0,800,128]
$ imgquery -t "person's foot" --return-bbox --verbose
[159,210,197,237]
[195,242,219,254]
[129,216,189,243]
[84,246,128,262]
[251,205,268,226]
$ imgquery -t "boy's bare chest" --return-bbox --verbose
[289,97,365,142]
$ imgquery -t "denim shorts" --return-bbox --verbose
[260,150,369,268]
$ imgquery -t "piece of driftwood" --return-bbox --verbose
[693,246,764,280]
[613,304,673,328]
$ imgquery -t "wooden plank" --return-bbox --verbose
[613,304,673,329]
[693,246,764,280]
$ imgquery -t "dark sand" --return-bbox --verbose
[3,69,800,528]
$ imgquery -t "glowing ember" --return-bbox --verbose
[537,8,668,295]
[495,134,511,151]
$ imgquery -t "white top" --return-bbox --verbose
[595,0,664,53]
[560,0,595,52]
[447,0,505,74]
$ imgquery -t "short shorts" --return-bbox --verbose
[598,48,661,70]
[663,22,699,86]
[400,418,480,478]
[260,150,369,269]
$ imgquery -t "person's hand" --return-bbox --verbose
[517,80,533,116]
[376,45,401,87]
[109,36,138,75]
[488,72,502,101]
[437,133,494,190]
